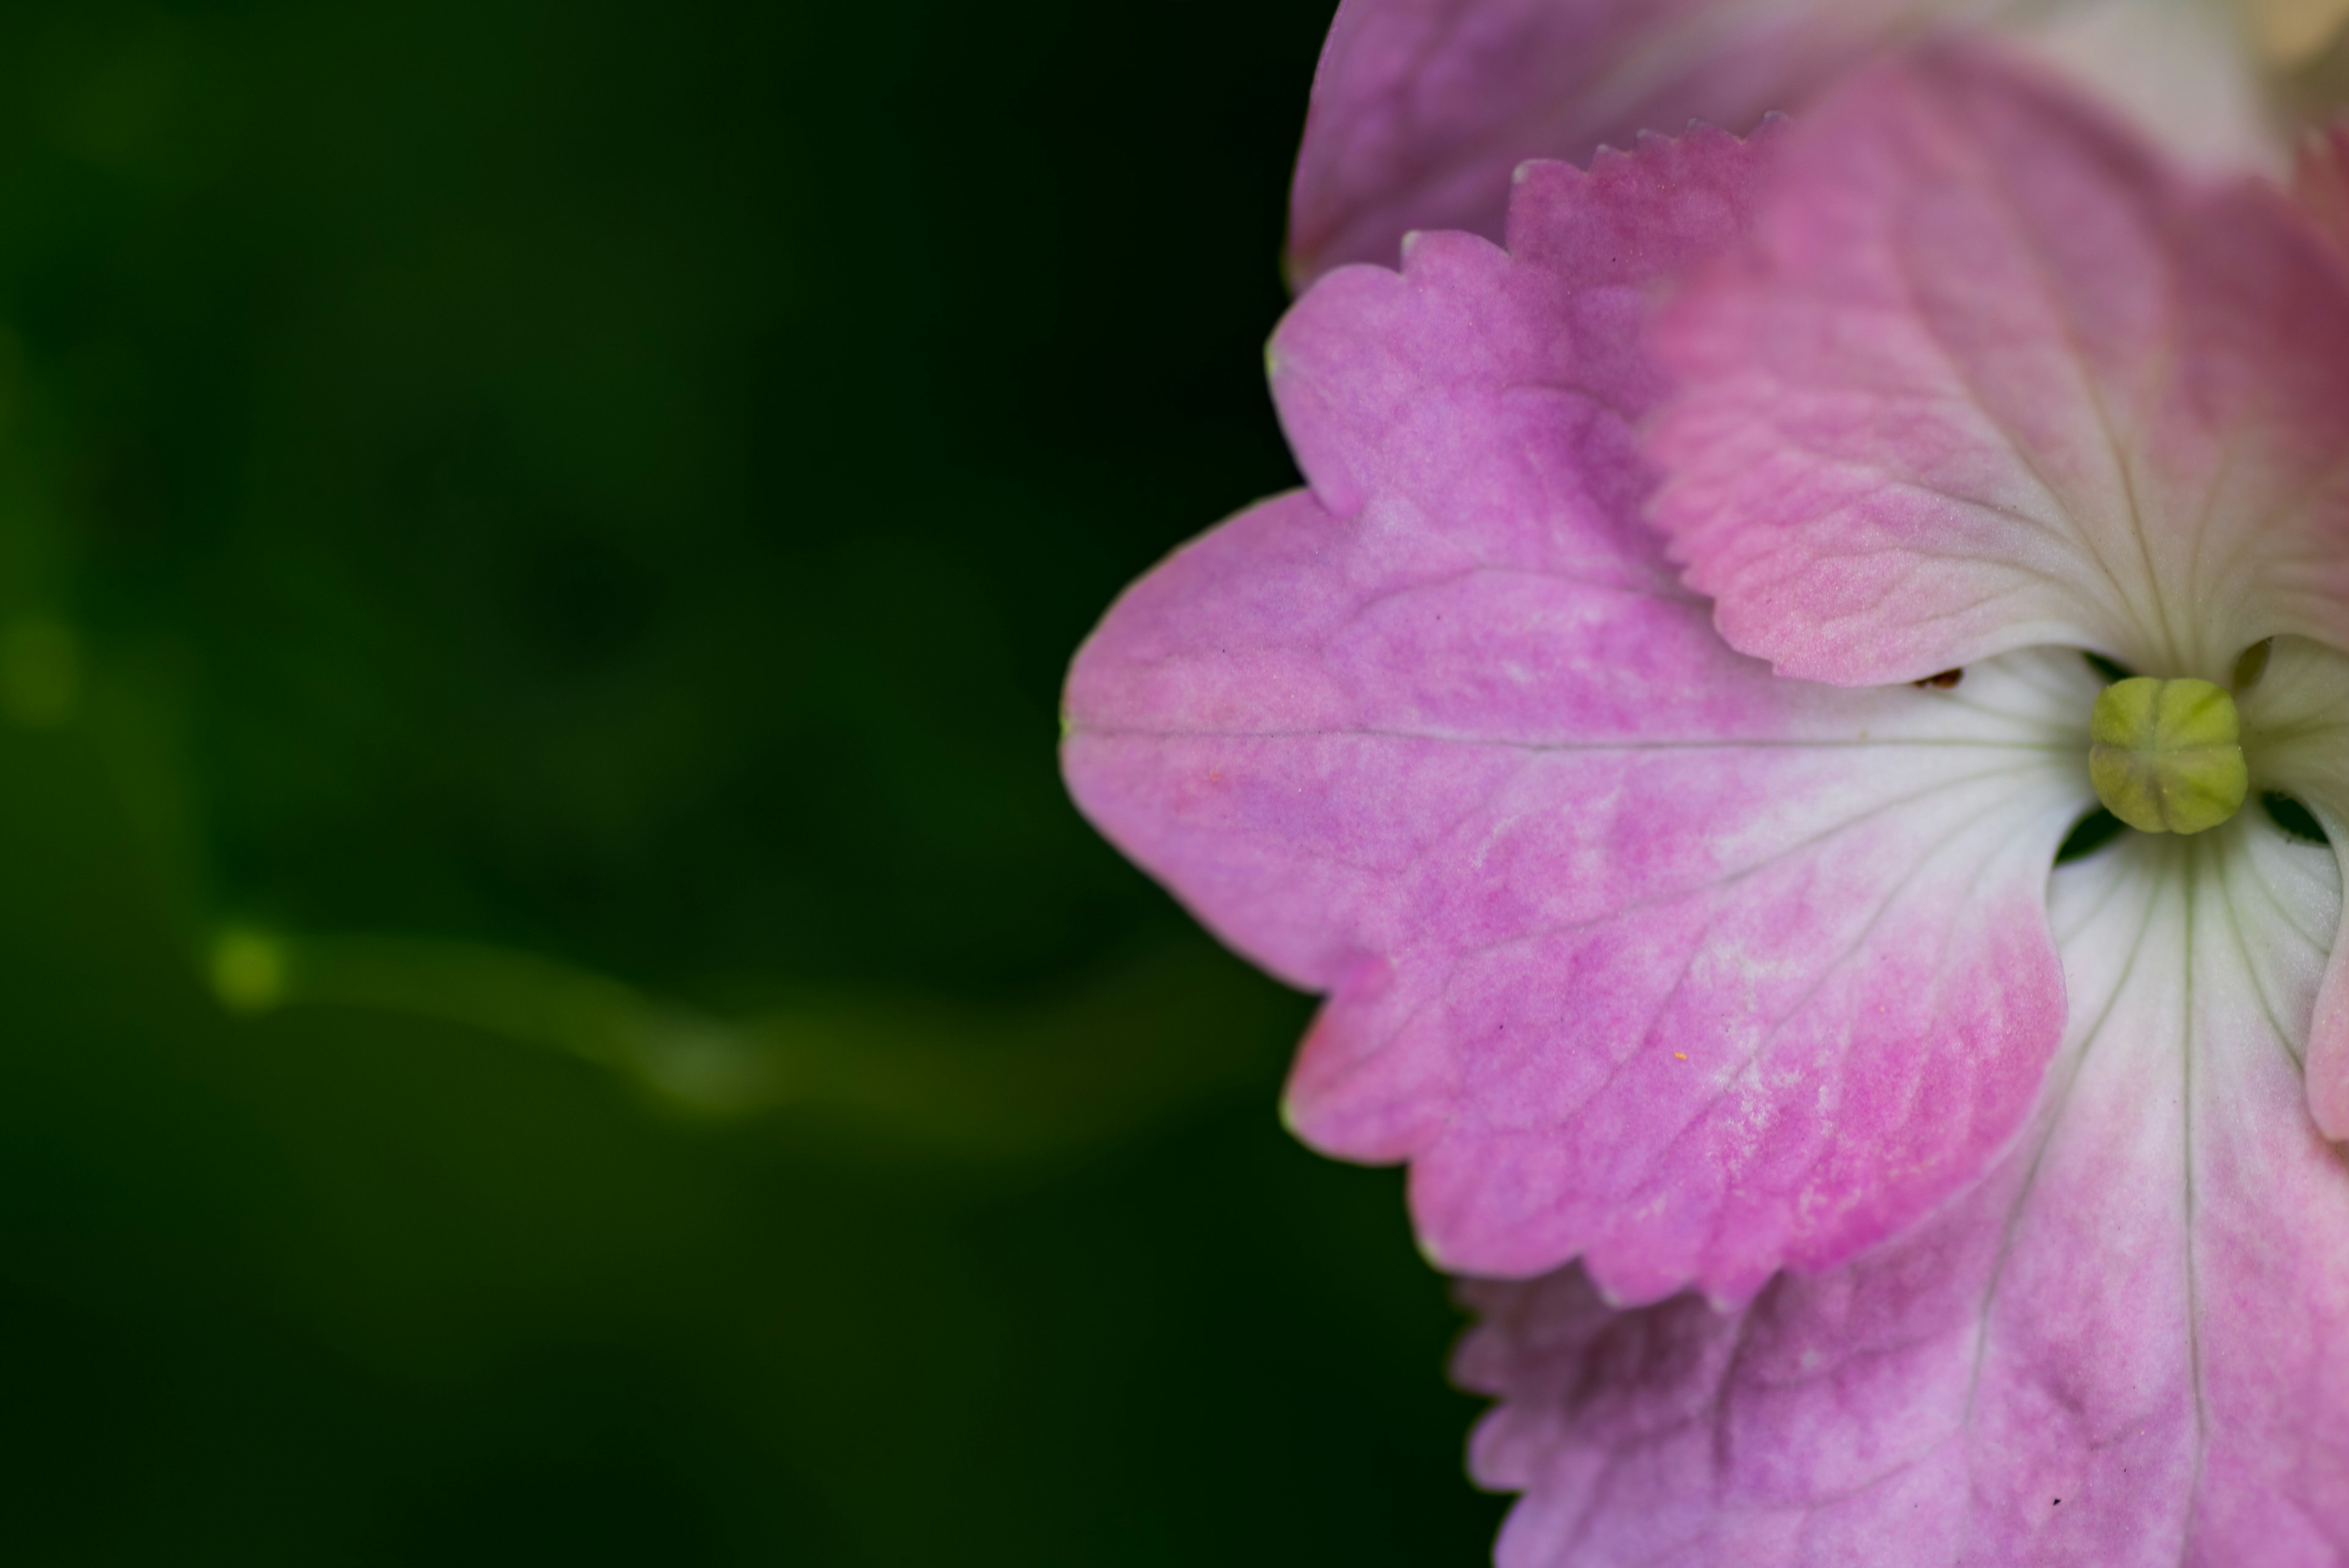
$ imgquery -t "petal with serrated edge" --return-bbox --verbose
[1458,822,2349,1566]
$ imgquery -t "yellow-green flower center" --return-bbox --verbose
[2088,677,2248,835]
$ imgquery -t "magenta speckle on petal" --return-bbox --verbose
[1458,830,2349,1566]
[1065,117,2081,1304]
[1068,25,2349,1568]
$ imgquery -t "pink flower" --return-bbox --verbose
[1288,0,2314,287]
[1064,23,2349,1568]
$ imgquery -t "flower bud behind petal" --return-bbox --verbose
[2088,676,2248,834]
[2246,0,2349,68]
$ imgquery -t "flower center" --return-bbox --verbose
[2088,677,2248,835]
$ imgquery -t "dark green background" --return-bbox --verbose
[0,1,1508,1561]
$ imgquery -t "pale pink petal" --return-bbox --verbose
[1460,821,2349,1564]
[1285,0,1956,286]
[1652,43,2349,688]
[1065,128,2085,1302]
[2005,0,2285,177]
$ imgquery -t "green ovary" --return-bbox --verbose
[2088,676,2249,834]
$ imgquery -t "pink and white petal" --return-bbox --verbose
[1285,0,1958,286]
[1071,125,2088,1301]
[1651,43,2349,688]
[1271,123,1779,597]
[1066,470,2091,1299]
[1459,820,2349,1565]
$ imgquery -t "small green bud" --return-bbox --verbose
[209,927,287,1014]
[2088,677,2247,835]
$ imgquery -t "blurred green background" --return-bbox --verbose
[0,1,1508,1561]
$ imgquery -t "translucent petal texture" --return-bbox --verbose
[1651,44,2349,688]
[1285,0,1954,285]
[1460,823,2349,1566]
[2008,0,2284,177]
[1064,128,2087,1302]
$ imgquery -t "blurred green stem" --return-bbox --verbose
[209,927,1301,1156]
